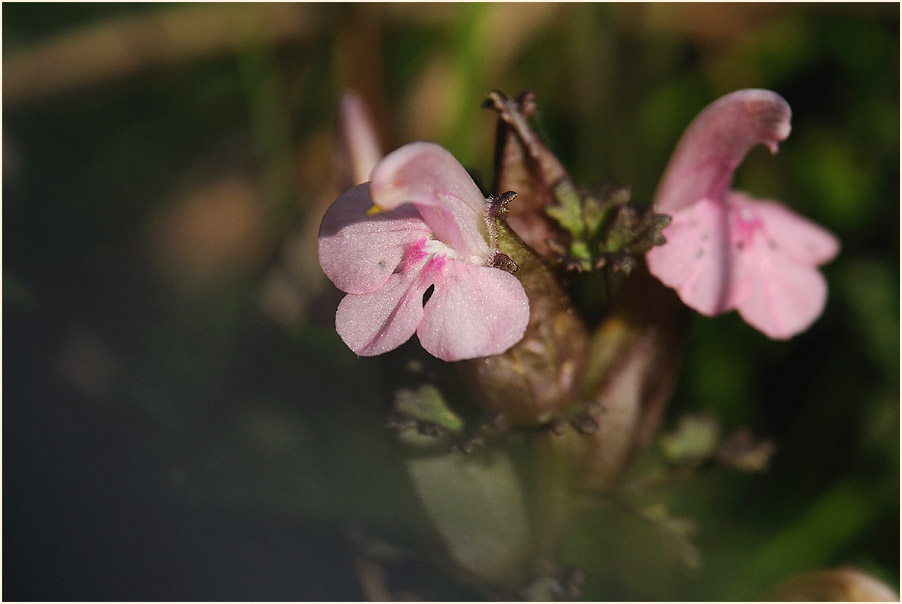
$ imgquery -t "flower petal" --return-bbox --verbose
[728,192,840,265]
[646,198,732,316]
[647,194,835,339]
[654,89,792,213]
[335,253,431,356]
[318,182,430,294]
[731,231,829,339]
[370,142,491,262]
[417,259,529,362]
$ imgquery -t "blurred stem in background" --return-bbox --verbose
[235,18,296,231]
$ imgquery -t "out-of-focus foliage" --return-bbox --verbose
[3,3,898,600]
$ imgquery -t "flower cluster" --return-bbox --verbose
[319,89,839,362]
[317,88,848,600]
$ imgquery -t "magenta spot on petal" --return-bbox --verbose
[422,255,447,280]
[731,207,765,249]
[404,239,430,268]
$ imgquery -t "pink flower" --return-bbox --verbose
[646,89,840,339]
[318,142,530,361]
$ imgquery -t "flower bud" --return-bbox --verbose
[334,90,383,190]
[767,567,899,602]
[573,267,691,490]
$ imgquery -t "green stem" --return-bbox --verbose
[530,430,578,580]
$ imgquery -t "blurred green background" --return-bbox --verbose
[3,3,898,600]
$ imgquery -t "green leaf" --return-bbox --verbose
[405,442,532,588]
[394,384,465,434]
[601,206,671,255]
[545,180,586,239]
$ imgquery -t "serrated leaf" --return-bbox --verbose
[581,195,607,236]
[623,211,671,253]
[601,207,671,255]
[545,182,585,239]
